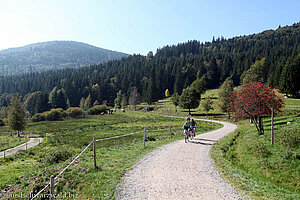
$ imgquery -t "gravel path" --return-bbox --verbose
[0,137,43,158]
[119,119,248,200]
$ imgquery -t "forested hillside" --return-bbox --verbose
[0,41,129,76]
[0,22,299,113]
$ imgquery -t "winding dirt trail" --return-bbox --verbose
[0,137,43,158]
[119,119,248,200]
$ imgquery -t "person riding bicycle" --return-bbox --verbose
[183,118,192,136]
[191,119,197,137]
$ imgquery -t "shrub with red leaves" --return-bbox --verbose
[227,82,284,134]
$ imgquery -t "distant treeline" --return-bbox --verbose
[0,22,299,113]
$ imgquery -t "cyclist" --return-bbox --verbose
[183,118,192,142]
[191,119,197,137]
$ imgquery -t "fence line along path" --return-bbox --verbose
[119,119,249,200]
[0,137,43,158]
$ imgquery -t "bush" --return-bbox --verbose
[87,105,108,115]
[280,125,300,148]
[44,108,65,121]
[42,147,72,165]
[32,113,45,122]
[66,107,83,118]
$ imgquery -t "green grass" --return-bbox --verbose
[283,98,300,111]
[0,133,29,151]
[0,111,220,199]
[141,89,225,120]
[2,88,297,199]
[202,88,219,99]
[211,114,300,199]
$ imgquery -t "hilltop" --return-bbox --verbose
[0,41,129,76]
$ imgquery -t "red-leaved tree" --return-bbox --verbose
[227,82,284,135]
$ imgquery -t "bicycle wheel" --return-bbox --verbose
[184,130,188,143]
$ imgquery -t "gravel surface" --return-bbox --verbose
[0,137,43,158]
[119,119,249,200]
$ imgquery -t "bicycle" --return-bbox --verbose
[189,128,194,140]
[183,126,190,143]
[191,127,196,138]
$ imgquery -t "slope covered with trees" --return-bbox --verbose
[0,41,129,76]
[0,22,299,114]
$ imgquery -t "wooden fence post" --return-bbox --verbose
[143,128,146,147]
[170,127,172,138]
[3,150,5,158]
[271,107,274,145]
[93,138,97,169]
[50,175,55,200]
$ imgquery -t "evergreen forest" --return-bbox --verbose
[0,22,299,115]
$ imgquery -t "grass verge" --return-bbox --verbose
[211,114,300,199]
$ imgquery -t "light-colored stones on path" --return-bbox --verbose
[119,119,248,200]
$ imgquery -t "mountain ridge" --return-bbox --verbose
[0,40,129,76]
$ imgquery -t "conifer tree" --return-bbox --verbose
[242,58,266,84]
[146,51,153,60]
[144,79,156,105]
[280,55,300,96]
[35,92,50,114]
[49,87,58,108]
[56,89,68,110]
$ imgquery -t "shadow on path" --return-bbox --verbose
[194,138,217,142]
[188,140,213,145]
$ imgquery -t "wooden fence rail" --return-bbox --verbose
[30,124,212,199]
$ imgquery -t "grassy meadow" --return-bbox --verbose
[0,134,29,151]
[145,89,225,119]
[211,97,300,199]
[0,88,299,199]
[0,110,220,199]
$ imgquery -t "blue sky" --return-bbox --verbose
[0,0,299,55]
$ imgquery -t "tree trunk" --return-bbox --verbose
[188,109,191,115]
[251,116,261,135]
[227,111,230,119]
[258,116,264,135]
[18,130,20,137]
